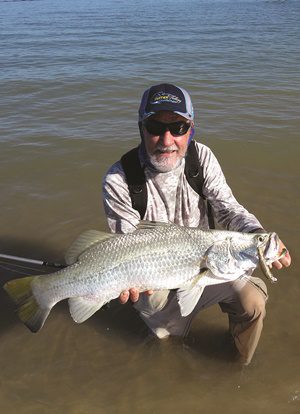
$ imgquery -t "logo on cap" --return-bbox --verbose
[150,92,181,105]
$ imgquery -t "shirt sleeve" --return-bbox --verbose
[102,161,140,234]
[197,143,265,233]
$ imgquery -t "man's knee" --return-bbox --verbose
[237,282,267,323]
[244,293,266,321]
[220,281,267,323]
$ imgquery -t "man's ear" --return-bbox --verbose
[188,126,195,143]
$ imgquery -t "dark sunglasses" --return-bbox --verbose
[143,119,191,136]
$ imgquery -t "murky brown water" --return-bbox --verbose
[1,137,299,414]
[1,0,300,412]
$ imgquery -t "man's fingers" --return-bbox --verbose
[129,288,139,303]
[272,249,291,270]
[272,260,283,270]
[119,290,130,304]
[276,240,292,268]
[119,289,154,304]
[281,250,291,267]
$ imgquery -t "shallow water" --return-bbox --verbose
[0,0,300,413]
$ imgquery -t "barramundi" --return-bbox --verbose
[3,221,284,333]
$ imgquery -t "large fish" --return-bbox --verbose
[4,221,283,333]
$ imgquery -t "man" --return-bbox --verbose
[102,83,291,365]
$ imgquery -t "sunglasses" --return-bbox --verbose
[143,119,191,136]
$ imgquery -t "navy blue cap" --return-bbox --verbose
[138,83,194,122]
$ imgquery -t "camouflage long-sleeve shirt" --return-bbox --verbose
[102,141,264,234]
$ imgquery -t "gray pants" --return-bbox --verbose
[134,277,268,365]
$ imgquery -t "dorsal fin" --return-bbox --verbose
[136,220,174,231]
[65,230,115,265]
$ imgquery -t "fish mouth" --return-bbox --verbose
[258,232,282,283]
[258,245,277,283]
[263,233,280,263]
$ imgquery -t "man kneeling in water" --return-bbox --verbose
[102,83,291,365]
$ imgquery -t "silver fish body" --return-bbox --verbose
[4,222,280,332]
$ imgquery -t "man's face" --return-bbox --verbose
[142,111,192,172]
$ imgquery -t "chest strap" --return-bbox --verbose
[120,146,148,219]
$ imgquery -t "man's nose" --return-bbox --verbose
[159,129,175,147]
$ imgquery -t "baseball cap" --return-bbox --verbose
[138,83,194,122]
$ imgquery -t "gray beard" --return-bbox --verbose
[148,153,183,173]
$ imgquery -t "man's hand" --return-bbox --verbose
[119,289,154,304]
[272,239,291,269]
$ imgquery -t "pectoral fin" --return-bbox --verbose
[177,285,205,317]
[68,296,106,323]
[177,272,208,317]
[204,239,238,277]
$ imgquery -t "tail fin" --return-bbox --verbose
[3,276,50,333]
